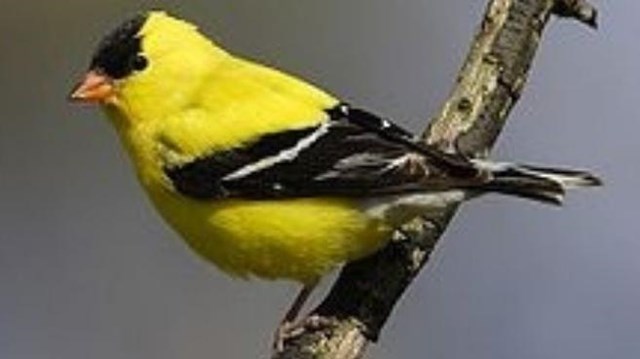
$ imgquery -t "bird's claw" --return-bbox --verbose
[272,315,333,352]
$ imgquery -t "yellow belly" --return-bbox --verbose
[148,189,391,284]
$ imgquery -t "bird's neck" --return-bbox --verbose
[104,106,167,188]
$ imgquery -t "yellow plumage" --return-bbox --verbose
[96,12,390,283]
[153,194,389,283]
[71,9,600,288]
[70,11,599,345]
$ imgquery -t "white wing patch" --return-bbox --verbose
[314,152,426,181]
[361,190,467,225]
[223,122,330,181]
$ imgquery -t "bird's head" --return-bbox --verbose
[70,11,229,121]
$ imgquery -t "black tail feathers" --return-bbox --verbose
[474,161,602,205]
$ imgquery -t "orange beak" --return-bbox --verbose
[68,71,115,104]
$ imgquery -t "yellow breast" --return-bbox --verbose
[148,188,391,284]
[103,50,385,283]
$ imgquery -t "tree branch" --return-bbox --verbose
[272,1,597,358]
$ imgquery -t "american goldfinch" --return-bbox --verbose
[70,11,600,342]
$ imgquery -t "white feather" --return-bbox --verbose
[223,123,330,181]
[361,190,467,225]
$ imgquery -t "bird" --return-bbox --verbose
[69,11,600,348]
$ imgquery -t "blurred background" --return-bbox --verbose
[1,0,638,358]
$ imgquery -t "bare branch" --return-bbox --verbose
[272,0,597,358]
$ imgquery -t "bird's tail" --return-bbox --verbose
[473,160,602,205]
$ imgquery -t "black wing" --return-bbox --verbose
[165,104,481,200]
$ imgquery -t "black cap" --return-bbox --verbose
[90,13,148,79]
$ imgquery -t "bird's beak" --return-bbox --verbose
[68,70,115,104]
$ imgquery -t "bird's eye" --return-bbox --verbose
[132,55,148,71]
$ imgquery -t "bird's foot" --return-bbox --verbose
[272,314,333,352]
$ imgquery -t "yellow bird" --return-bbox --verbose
[70,11,600,345]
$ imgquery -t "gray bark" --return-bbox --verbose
[272,1,597,358]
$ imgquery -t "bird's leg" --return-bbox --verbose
[283,284,316,323]
[273,283,317,352]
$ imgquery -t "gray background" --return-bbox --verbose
[2,1,638,358]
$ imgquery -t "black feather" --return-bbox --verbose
[90,13,148,79]
[163,104,601,204]
[164,104,483,200]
